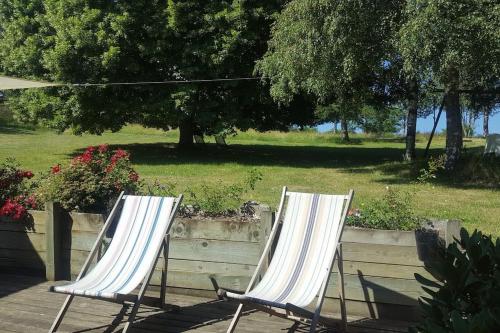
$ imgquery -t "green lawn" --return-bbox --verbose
[1,123,498,236]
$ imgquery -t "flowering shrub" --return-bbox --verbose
[0,158,37,221]
[38,145,140,213]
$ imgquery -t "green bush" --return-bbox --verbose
[411,228,500,333]
[417,155,446,184]
[187,169,263,216]
[347,187,421,231]
[37,145,140,213]
[142,179,177,198]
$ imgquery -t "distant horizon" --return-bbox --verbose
[317,111,500,135]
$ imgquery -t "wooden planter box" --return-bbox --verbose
[0,210,48,276]
[0,203,461,321]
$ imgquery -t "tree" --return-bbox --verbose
[256,0,404,142]
[399,0,500,169]
[1,0,290,145]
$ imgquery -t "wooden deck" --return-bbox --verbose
[0,274,415,333]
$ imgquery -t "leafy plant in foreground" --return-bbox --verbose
[347,186,421,231]
[187,169,263,216]
[411,228,500,333]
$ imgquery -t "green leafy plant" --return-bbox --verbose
[347,187,421,231]
[417,155,446,184]
[142,179,177,198]
[411,228,500,333]
[187,169,263,216]
[37,145,140,213]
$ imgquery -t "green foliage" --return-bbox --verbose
[399,0,500,85]
[347,187,421,231]
[142,179,177,198]
[412,228,500,333]
[417,155,446,184]
[256,0,404,125]
[358,105,405,135]
[187,169,262,216]
[37,145,140,213]
[0,0,290,140]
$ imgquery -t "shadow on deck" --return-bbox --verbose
[0,274,415,333]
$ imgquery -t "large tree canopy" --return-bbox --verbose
[255,0,405,141]
[1,0,304,144]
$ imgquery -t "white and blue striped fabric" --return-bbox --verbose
[53,196,175,299]
[226,192,347,308]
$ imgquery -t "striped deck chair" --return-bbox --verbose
[219,187,353,333]
[48,192,183,333]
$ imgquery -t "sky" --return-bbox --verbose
[317,112,500,135]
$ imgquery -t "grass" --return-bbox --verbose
[0,122,498,236]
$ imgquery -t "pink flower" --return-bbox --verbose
[51,164,61,174]
[98,144,109,153]
[128,171,139,182]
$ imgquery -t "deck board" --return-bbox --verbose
[0,274,415,333]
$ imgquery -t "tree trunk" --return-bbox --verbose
[483,109,490,137]
[340,119,349,141]
[405,78,418,161]
[444,68,462,170]
[178,117,194,146]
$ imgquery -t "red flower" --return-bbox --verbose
[0,198,27,221]
[128,171,139,182]
[85,146,96,154]
[110,149,129,164]
[23,171,33,179]
[51,164,61,174]
[98,144,109,153]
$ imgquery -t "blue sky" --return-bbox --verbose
[317,112,500,135]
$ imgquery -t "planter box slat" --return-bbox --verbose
[171,218,262,243]
[66,212,105,233]
[342,227,418,246]
[341,242,423,266]
[66,250,257,278]
[0,231,46,251]
[0,248,47,269]
[334,260,432,280]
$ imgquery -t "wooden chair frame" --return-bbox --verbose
[48,192,183,333]
[225,187,353,333]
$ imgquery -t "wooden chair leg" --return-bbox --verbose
[48,294,74,333]
[160,235,170,308]
[227,303,244,333]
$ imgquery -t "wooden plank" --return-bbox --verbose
[64,236,262,265]
[342,228,417,247]
[169,239,261,265]
[171,218,262,243]
[342,243,423,266]
[325,274,423,306]
[0,222,45,234]
[67,212,105,232]
[333,260,432,280]
[0,249,47,268]
[0,231,46,251]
